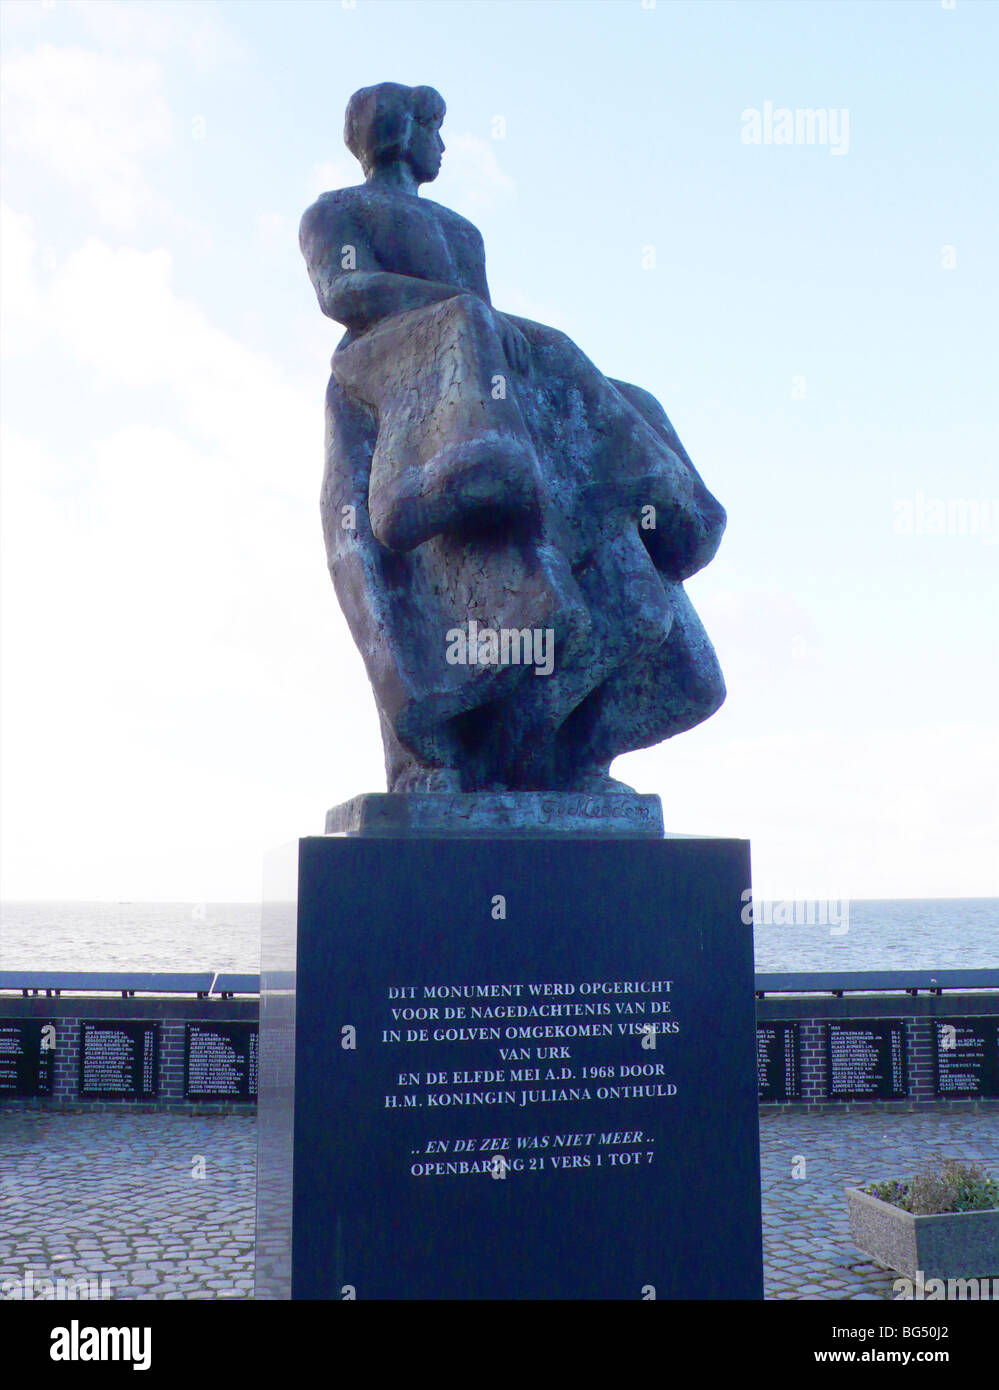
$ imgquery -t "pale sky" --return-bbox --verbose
[1,0,996,902]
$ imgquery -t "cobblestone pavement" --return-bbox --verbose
[760,1108,999,1299]
[0,1108,996,1300]
[0,1112,256,1301]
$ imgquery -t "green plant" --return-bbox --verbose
[864,1158,999,1215]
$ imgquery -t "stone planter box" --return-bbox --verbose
[846,1186,999,1280]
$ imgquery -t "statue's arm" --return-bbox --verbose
[324,271,462,333]
[300,196,467,334]
[300,194,527,370]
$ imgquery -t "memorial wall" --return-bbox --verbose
[755,1004,999,1106]
[0,999,257,1109]
[1,997,996,1109]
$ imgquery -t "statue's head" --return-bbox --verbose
[344,83,446,184]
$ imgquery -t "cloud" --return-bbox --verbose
[66,0,247,69]
[0,203,43,356]
[2,0,246,70]
[23,233,317,500]
[0,208,386,897]
[0,44,172,230]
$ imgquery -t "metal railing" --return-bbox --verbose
[754,969,999,998]
[2,969,996,1000]
[0,971,260,999]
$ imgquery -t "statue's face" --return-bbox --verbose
[403,109,445,184]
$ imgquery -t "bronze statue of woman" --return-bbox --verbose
[300,82,726,796]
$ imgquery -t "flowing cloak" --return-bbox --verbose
[316,281,726,788]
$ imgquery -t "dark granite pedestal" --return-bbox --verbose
[255,816,762,1300]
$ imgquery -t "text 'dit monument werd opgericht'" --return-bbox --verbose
[255,83,762,1300]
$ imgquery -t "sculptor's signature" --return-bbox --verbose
[540,798,649,821]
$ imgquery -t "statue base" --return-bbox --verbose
[255,833,762,1299]
[325,791,665,838]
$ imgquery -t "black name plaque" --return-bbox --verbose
[825,1020,908,1100]
[934,1018,999,1098]
[185,1022,258,1101]
[757,1022,801,1102]
[0,1020,56,1097]
[79,1020,159,1099]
